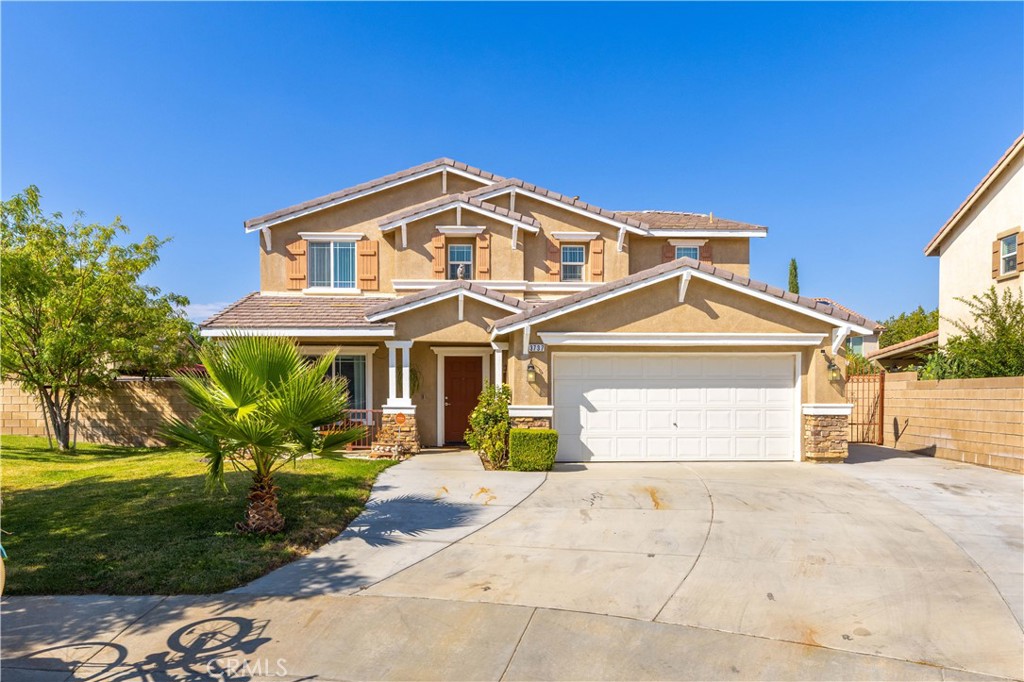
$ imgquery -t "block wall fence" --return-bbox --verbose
[1,379,197,447]
[880,372,1023,474]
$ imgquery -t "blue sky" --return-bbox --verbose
[3,2,1022,323]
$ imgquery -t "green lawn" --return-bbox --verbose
[1,435,394,595]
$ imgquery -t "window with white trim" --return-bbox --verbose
[846,336,864,355]
[1000,234,1018,275]
[448,244,473,280]
[675,245,699,260]
[308,242,356,289]
[308,355,366,410]
[561,244,585,282]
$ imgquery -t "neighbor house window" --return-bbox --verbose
[309,354,366,410]
[448,244,473,280]
[308,242,356,289]
[675,246,700,261]
[561,244,585,282]
[1000,234,1018,275]
[846,336,864,356]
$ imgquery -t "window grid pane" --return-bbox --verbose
[676,246,700,260]
[308,242,332,287]
[448,244,473,280]
[1002,236,1018,274]
[333,355,366,410]
[561,245,585,282]
[333,242,356,288]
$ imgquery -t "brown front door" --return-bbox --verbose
[444,356,483,444]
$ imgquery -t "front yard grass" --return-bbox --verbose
[1,435,394,595]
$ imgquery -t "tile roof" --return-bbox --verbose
[925,133,1024,256]
[866,330,939,361]
[200,293,395,329]
[614,210,767,233]
[244,158,504,230]
[366,280,530,319]
[378,193,541,228]
[813,298,883,332]
[493,259,876,332]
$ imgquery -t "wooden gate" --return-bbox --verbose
[848,372,885,444]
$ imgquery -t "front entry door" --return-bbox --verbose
[444,356,483,444]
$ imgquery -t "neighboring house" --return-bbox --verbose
[813,297,883,357]
[867,330,939,371]
[924,133,1023,343]
[202,158,875,462]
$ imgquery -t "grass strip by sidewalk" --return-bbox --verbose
[1,435,393,595]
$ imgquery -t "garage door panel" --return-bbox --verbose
[553,353,797,462]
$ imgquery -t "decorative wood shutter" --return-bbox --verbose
[699,244,713,265]
[286,237,307,290]
[662,243,676,263]
[546,238,561,281]
[432,232,447,279]
[992,239,1001,278]
[590,238,604,281]
[475,233,490,280]
[357,239,379,291]
[1018,231,1024,273]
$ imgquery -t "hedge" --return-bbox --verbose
[508,428,558,471]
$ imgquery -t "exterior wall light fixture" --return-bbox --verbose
[819,349,842,382]
[526,362,537,383]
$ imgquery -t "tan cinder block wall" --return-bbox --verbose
[882,372,1024,473]
[1,379,197,447]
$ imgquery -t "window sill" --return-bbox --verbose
[995,271,1020,282]
[302,287,362,295]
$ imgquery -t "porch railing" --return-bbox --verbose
[320,409,382,450]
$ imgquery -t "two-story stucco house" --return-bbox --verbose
[924,133,1023,342]
[201,159,875,462]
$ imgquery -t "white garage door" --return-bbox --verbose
[552,353,798,462]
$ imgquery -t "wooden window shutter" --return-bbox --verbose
[992,239,1001,278]
[432,232,447,279]
[590,238,605,281]
[475,233,490,280]
[699,244,713,265]
[546,238,561,281]
[1018,231,1024,273]
[286,237,307,290]
[662,243,676,263]
[357,239,379,291]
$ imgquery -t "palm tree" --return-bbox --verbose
[162,335,364,534]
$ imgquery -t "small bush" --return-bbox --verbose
[508,428,558,471]
[845,352,879,377]
[465,383,511,468]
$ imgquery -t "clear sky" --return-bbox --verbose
[3,2,1022,323]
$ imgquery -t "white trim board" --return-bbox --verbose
[434,346,492,446]
[802,404,854,416]
[493,266,874,337]
[201,327,395,338]
[509,405,553,418]
[366,287,523,322]
[647,230,767,238]
[551,231,600,242]
[436,225,486,236]
[298,232,365,242]
[538,332,827,347]
[246,165,495,232]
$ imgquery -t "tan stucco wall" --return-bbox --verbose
[629,237,750,277]
[935,151,1023,342]
[502,276,845,408]
[259,173,487,293]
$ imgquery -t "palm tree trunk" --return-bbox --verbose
[237,474,285,534]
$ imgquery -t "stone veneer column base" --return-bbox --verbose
[802,413,850,462]
[371,408,421,457]
[510,416,552,430]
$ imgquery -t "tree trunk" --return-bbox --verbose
[39,388,74,451]
[237,474,285,534]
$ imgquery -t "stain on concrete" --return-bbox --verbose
[642,486,666,510]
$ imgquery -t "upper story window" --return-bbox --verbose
[448,243,473,280]
[999,233,1018,276]
[308,241,356,289]
[561,244,586,282]
[675,246,700,260]
[846,336,864,356]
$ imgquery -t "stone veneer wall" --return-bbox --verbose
[881,372,1023,474]
[511,416,552,430]
[803,414,850,462]
[1,379,197,446]
[372,411,421,454]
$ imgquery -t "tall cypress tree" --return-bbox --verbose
[788,258,800,294]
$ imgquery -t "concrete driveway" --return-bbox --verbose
[3,446,1022,681]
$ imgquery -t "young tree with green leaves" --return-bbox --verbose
[1,186,196,450]
[878,306,939,348]
[931,287,1024,379]
[787,259,799,294]
[162,336,365,534]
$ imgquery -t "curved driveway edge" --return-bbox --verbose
[231,451,545,598]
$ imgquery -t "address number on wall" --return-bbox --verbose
[527,344,546,353]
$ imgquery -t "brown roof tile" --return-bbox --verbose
[493,259,875,332]
[378,193,541,228]
[866,330,939,360]
[813,297,883,332]
[244,158,504,230]
[201,293,395,329]
[366,280,530,319]
[615,210,767,233]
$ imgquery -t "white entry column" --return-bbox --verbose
[491,341,508,386]
[384,340,414,408]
